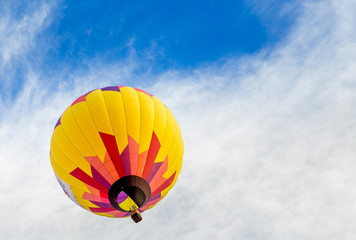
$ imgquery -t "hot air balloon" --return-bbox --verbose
[50,86,183,223]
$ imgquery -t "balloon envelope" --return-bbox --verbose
[50,86,183,219]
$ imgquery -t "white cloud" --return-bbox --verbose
[0,1,52,66]
[0,0,54,107]
[1,0,356,239]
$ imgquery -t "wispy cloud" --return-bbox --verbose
[0,1,54,103]
[0,2,48,65]
[0,0,356,239]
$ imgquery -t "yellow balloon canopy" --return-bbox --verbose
[50,86,183,222]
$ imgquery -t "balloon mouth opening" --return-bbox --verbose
[108,175,151,213]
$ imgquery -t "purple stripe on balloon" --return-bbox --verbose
[90,200,114,208]
[147,196,161,206]
[90,207,117,213]
[149,193,161,202]
[91,166,111,190]
[117,191,128,204]
[120,146,131,175]
[101,86,120,92]
[146,162,163,183]
[85,90,95,96]
[54,118,61,129]
[114,211,131,217]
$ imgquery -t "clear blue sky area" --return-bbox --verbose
[44,0,291,70]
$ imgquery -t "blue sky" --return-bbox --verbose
[1,0,297,101]
[1,0,356,239]
[46,1,289,68]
